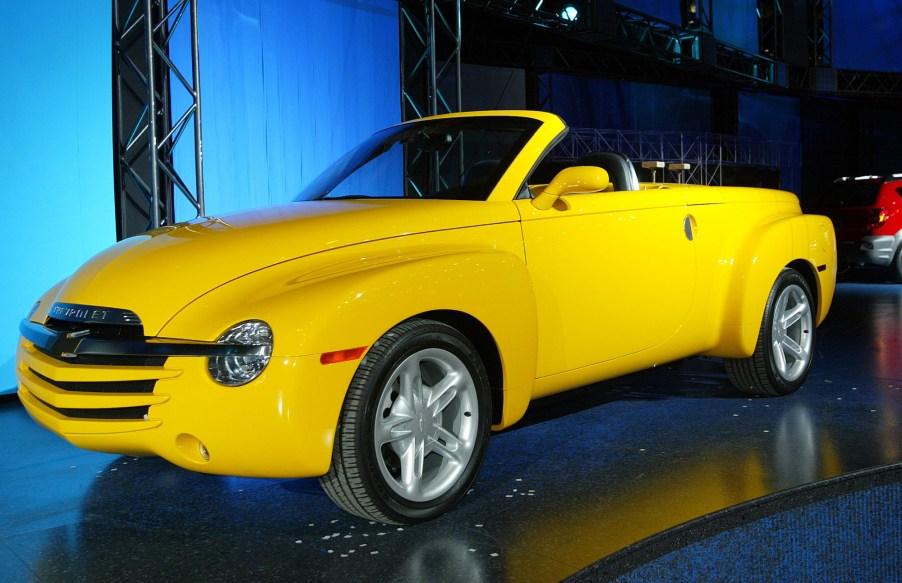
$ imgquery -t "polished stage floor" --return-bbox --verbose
[1,280,900,582]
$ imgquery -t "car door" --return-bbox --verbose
[515,188,696,378]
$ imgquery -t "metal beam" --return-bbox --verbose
[552,128,800,193]
[112,0,204,240]
[400,0,462,120]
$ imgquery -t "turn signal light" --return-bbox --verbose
[320,346,367,365]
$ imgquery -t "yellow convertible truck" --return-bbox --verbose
[17,111,836,524]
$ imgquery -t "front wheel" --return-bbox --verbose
[320,319,491,524]
[725,268,816,396]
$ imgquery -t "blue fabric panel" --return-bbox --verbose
[0,1,114,394]
[618,0,681,24]
[713,0,758,53]
[738,92,799,143]
[833,0,902,72]
[542,75,711,133]
[194,0,401,217]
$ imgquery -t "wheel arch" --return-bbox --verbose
[708,213,834,359]
[786,258,819,313]
[416,309,504,425]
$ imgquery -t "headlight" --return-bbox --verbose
[208,320,273,386]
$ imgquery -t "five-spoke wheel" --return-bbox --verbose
[320,319,491,524]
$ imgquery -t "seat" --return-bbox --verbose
[574,151,640,192]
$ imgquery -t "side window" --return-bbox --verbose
[404,127,532,200]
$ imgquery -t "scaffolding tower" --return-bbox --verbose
[553,128,801,194]
[112,0,204,240]
[400,0,462,120]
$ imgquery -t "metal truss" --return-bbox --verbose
[460,0,592,31]
[461,2,776,86]
[615,7,701,63]
[616,6,775,85]
[790,67,902,98]
[836,70,902,96]
[757,0,783,60]
[112,0,204,239]
[807,0,831,66]
[551,128,800,193]
[400,0,462,120]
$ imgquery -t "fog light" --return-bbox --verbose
[208,320,273,386]
[176,433,211,464]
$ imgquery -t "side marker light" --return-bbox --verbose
[320,346,368,365]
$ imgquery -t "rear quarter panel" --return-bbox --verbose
[682,187,835,358]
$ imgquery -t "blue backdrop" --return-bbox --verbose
[0,0,400,394]
[194,0,400,216]
[0,2,115,395]
[833,0,902,72]
[540,75,712,133]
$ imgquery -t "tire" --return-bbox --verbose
[725,268,816,396]
[320,318,491,524]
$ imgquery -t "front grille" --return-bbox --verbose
[35,345,167,367]
[31,369,156,394]
[45,316,144,339]
[34,395,150,420]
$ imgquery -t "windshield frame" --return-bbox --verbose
[292,116,544,203]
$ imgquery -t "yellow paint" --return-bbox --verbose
[16,110,836,479]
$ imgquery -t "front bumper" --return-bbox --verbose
[16,322,356,478]
[837,235,897,267]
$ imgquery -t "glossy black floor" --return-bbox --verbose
[1,278,900,582]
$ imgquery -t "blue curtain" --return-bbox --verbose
[540,74,712,133]
[833,0,902,72]
[0,2,114,394]
[738,92,799,143]
[190,0,401,217]
[713,0,758,53]
[619,0,681,24]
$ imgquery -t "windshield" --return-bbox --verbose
[293,117,541,202]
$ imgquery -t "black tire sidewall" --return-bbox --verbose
[351,320,491,523]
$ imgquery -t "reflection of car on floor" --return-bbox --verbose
[16,110,837,525]
[810,175,902,281]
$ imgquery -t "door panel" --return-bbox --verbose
[516,190,696,378]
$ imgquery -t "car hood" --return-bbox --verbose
[51,200,519,335]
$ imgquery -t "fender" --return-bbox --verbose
[159,226,539,432]
[710,213,834,358]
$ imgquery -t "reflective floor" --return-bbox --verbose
[1,281,900,582]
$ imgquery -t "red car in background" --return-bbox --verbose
[814,175,902,281]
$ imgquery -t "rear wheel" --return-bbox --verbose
[320,319,491,524]
[726,268,815,396]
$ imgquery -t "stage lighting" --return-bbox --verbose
[560,4,579,21]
